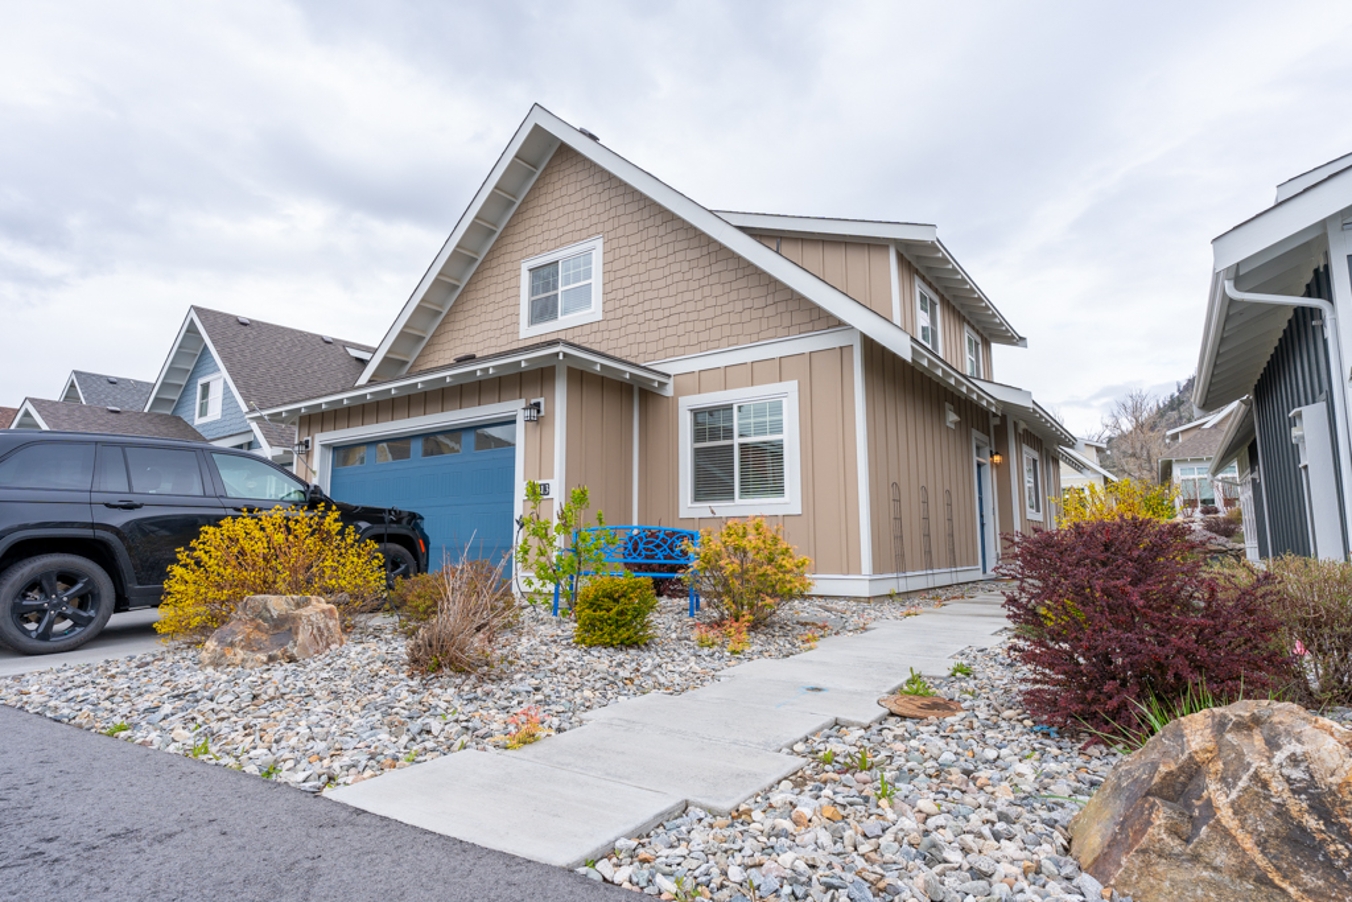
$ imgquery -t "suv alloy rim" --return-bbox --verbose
[10,568,102,643]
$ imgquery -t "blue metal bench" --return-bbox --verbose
[552,525,701,617]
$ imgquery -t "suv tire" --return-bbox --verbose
[378,542,418,588]
[0,554,117,655]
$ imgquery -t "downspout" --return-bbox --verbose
[1223,279,1352,556]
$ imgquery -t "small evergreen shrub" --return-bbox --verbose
[573,575,658,647]
[999,517,1293,738]
[407,555,517,675]
[1267,555,1352,707]
[687,517,813,628]
[155,505,385,640]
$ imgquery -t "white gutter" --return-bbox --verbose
[1223,279,1352,555]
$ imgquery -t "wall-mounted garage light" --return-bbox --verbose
[523,399,543,423]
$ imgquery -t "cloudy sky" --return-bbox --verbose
[4,1,1351,435]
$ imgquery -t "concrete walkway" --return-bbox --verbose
[330,594,1008,868]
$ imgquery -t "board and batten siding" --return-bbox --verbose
[411,144,840,374]
[564,370,634,525]
[293,369,555,492]
[862,337,986,578]
[637,345,861,576]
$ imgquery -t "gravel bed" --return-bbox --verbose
[592,643,1129,902]
[0,586,1000,793]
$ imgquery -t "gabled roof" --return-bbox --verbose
[1166,399,1240,439]
[12,398,206,441]
[712,211,1025,347]
[145,307,375,418]
[972,378,1076,447]
[360,104,945,386]
[61,371,154,409]
[1058,446,1116,482]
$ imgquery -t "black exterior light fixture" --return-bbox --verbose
[523,400,543,423]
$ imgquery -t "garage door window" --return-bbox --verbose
[422,432,462,457]
[334,446,366,468]
[376,439,412,463]
[475,424,516,451]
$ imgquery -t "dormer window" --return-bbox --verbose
[520,237,604,338]
[917,284,940,351]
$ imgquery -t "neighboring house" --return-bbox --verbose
[59,370,154,410]
[252,105,1072,595]
[0,408,17,429]
[1059,438,1116,493]
[1194,152,1352,561]
[9,397,206,441]
[1158,402,1241,514]
[143,306,375,470]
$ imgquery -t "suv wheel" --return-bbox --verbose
[0,554,116,655]
[378,543,418,588]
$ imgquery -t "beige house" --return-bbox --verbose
[1059,439,1115,493]
[253,106,1071,596]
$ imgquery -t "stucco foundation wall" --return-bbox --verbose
[411,145,840,372]
[637,345,861,576]
[862,338,987,576]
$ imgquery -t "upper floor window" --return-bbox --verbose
[965,328,982,378]
[917,284,939,351]
[196,375,223,424]
[520,237,604,338]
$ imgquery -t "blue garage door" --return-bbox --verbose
[329,421,516,570]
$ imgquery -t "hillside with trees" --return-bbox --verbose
[1097,376,1197,484]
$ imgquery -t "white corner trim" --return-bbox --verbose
[649,327,856,375]
[677,380,802,519]
[518,235,605,340]
[889,247,902,327]
[312,399,523,493]
[852,333,872,575]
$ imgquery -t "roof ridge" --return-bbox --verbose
[191,305,375,351]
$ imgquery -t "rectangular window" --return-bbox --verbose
[520,237,604,338]
[681,384,794,519]
[1178,464,1216,506]
[421,432,462,457]
[195,375,223,424]
[917,285,940,351]
[1023,446,1042,515]
[474,424,516,451]
[334,446,366,468]
[965,328,982,378]
[125,447,204,496]
[0,443,95,491]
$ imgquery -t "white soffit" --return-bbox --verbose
[358,104,920,386]
[145,310,207,414]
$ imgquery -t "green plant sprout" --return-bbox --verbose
[949,661,974,678]
[103,722,130,737]
[900,667,936,697]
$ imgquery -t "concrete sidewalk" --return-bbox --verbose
[330,594,1008,868]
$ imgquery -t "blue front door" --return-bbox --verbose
[329,421,516,570]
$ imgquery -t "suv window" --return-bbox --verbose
[0,443,94,491]
[212,453,306,502]
[124,447,205,496]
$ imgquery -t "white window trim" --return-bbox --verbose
[1022,444,1042,517]
[519,236,604,339]
[678,381,802,519]
[964,326,983,379]
[195,374,223,424]
[915,277,941,353]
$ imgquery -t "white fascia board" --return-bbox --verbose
[648,327,856,375]
[973,378,1075,447]
[1275,152,1352,203]
[254,342,672,422]
[193,317,253,423]
[144,309,202,414]
[1213,166,1352,272]
[1058,446,1116,482]
[60,373,84,404]
[11,400,49,430]
[712,210,936,244]
[359,105,919,385]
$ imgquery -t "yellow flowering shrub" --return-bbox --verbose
[687,517,813,628]
[154,505,385,640]
[1058,478,1177,527]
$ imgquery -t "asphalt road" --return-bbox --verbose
[0,705,625,902]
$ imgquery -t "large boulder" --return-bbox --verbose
[200,595,344,669]
[1069,700,1352,901]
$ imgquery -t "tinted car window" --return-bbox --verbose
[124,447,205,496]
[0,443,94,490]
[212,453,306,501]
[95,446,129,493]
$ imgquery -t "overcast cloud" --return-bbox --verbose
[3,0,1351,434]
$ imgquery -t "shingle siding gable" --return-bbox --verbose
[170,347,249,440]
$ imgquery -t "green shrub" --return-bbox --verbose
[573,575,657,647]
[687,517,813,628]
[1267,555,1352,707]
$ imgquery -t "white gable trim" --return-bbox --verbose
[358,104,917,386]
[144,308,250,423]
[11,400,50,430]
[60,373,84,404]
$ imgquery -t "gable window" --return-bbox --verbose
[520,237,604,338]
[965,328,983,378]
[678,382,801,518]
[917,284,940,351]
[196,375,223,424]
[1023,445,1042,516]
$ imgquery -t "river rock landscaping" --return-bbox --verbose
[0,588,989,792]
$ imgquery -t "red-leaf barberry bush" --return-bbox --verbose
[999,517,1294,738]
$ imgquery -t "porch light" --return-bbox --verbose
[990,452,1003,466]
[523,400,543,423]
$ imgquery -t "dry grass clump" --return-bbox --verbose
[406,555,518,675]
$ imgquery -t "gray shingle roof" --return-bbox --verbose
[192,307,374,412]
[252,418,297,454]
[69,371,154,410]
[0,408,16,429]
[22,399,206,441]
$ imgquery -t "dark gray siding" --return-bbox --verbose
[1251,265,1344,557]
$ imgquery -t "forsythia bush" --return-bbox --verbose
[688,517,812,628]
[1058,478,1177,527]
[572,575,658,647]
[155,506,385,640]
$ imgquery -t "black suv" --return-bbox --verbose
[0,431,429,655]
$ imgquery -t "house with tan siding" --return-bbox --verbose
[252,105,1072,596]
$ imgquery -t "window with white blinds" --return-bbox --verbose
[680,382,801,518]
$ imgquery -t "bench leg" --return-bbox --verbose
[552,582,560,617]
